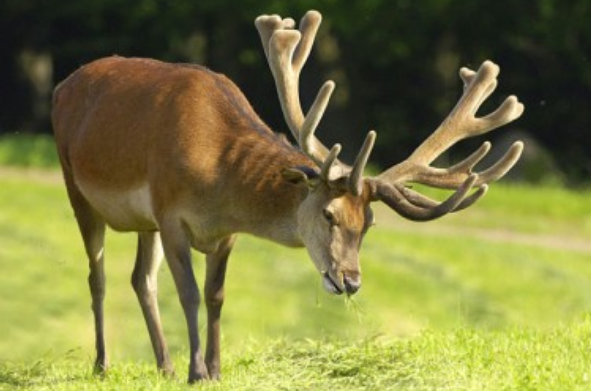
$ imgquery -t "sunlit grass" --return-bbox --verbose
[1,140,591,389]
[3,323,591,390]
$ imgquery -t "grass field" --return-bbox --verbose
[1,135,591,389]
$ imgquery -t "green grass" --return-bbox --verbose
[3,325,591,390]
[2,135,591,389]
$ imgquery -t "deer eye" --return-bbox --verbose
[322,208,338,226]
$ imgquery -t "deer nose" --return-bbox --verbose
[343,274,361,295]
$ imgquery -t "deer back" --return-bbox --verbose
[52,56,311,242]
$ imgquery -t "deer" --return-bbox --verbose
[51,9,524,383]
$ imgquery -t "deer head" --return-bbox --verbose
[256,10,524,295]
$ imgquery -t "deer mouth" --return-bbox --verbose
[322,272,343,295]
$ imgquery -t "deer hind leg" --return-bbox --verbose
[64,180,108,373]
[204,235,236,380]
[131,231,174,376]
[159,220,208,383]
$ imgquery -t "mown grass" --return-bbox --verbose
[1,135,591,389]
[3,323,591,390]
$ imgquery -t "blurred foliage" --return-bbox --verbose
[1,0,590,182]
[0,133,59,167]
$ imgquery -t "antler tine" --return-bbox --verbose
[404,141,491,189]
[348,131,377,195]
[479,95,523,131]
[447,141,491,175]
[300,80,336,166]
[371,60,524,221]
[320,144,342,179]
[476,141,524,184]
[453,185,488,212]
[408,139,523,190]
[267,29,305,133]
[292,11,321,73]
[255,15,295,60]
[398,176,487,213]
[459,67,497,109]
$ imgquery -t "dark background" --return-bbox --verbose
[1,0,589,183]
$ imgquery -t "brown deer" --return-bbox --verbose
[51,10,524,383]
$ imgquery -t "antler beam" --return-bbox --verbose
[255,11,375,188]
[255,12,335,170]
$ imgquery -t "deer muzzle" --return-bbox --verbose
[322,271,361,295]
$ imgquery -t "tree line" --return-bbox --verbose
[1,0,590,182]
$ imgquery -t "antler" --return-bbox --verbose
[369,61,524,221]
[255,10,375,194]
[255,11,523,210]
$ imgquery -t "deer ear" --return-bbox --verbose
[282,166,320,187]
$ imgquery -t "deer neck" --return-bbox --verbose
[244,181,308,247]
[221,134,311,247]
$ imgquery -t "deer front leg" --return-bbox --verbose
[160,222,209,383]
[131,232,174,376]
[204,235,236,380]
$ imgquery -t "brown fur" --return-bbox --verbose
[52,56,373,382]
